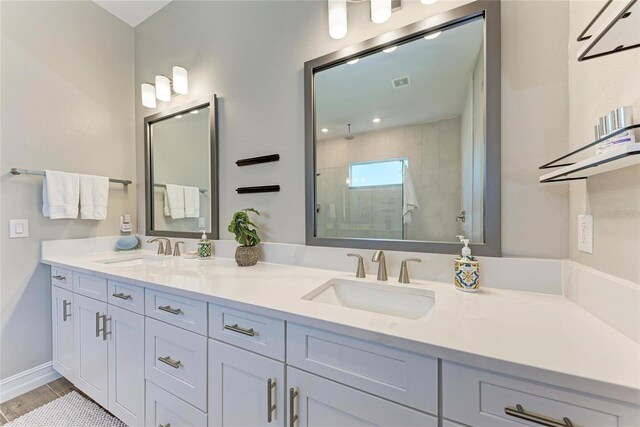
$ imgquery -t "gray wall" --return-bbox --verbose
[568,2,640,283]
[0,1,135,379]
[134,0,570,259]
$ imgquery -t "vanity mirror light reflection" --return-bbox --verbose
[305,1,501,256]
[145,95,218,238]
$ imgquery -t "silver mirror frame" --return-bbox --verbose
[144,94,219,239]
[304,1,501,256]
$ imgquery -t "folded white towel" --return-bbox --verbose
[42,170,80,219]
[163,189,171,217]
[80,174,109,220]
[165,184,185,219]
[402,165,420,225]
[184,186,200,218]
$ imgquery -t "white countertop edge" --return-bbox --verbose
[41,253,640,406]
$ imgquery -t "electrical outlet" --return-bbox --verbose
[578,215,593,254]
[199,217,206,228]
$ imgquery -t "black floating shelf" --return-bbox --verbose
[236,154,280,167]
[236,185,280,194]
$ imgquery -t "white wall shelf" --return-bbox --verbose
[539,124,640,183]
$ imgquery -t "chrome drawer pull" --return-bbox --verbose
[157,355,182,369]
[289,388,299,427]
[267,378,277,423]
[158,305,182,315]
[112,292,132,300]
[62,300,71,321]
[53,275,66,281]
[224,323,255,336]
[158,424,171,427]
[505,404,574,427]
[95,312,102,338]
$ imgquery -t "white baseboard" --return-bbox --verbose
[0,362,60,403]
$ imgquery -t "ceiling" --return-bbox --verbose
[92,0,172,27]
[315,18,484,141]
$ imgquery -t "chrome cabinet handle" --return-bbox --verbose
[158,305,182,315]
[62,300,71,321]
[112,292,132,300]
[289,387,299,427]
[224,323,255,336]
[267,378,277,423]
[53,275,66,281]
[505,404,574,427]
[157,355,182,369]
[102,315,111,341]
[95,312,101,338]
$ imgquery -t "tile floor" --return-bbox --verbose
[0,377,82,425]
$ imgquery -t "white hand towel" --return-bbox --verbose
[163,188,171,217]
[80,174,109,220]
[42,170,80,219]
[402,165,420,225]
[184,186,200,218]
[165,184,185,219]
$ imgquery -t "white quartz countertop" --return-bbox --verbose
[42,250,640,404]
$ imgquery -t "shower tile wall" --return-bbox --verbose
[316,117,462,242]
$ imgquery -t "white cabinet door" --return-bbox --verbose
[287,367,437,427]
[52,286,74,381]
[108,305,145,427]
[74,293,108,408]
[208,340,285,427]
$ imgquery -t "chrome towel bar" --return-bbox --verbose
[10,168,132,186]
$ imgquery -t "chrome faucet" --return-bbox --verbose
[147,237,172,255]
[347,253,366,278]
[173,241,184,257]
[371,250,388,281]
[398,258,421,284]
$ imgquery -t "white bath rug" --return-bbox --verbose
[5,391,127,427]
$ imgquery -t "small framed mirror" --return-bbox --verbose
[145,95,218,238]
[305,1,500,256]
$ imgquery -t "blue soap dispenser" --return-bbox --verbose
[454,236,480,292]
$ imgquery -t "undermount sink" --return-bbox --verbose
[302,278,435,320]
[96,255,164,268]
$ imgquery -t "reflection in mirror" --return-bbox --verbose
[314,17,485,244]
[145,96,217,238]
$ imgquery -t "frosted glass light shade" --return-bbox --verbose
[155,75,171,102]
[172,66,188,95]
[328,0,347,39]
[141,83,156,108]
[371,0,391,23]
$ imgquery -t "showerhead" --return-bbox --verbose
[345,123,355,140]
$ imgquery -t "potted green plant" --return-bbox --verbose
[228,208,261,266]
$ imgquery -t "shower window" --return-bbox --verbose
[348,158,408,188]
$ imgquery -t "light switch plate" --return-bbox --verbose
[578,215,593,254]
[199,217,206,228]
[9,219,29,238]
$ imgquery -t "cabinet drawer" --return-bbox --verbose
[73,272,107,301]
[287,324,438,414]
[145,381,207,427]
[442,361,640,427]
[209,304,285,361]
[108,280,144,315]
[145,288,207,335]
[145,317,207,411]
[51,266,72,291]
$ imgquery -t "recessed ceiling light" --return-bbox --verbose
[321,128,329,133]
[190,110,199,114]
[383,46,397,53]
[372,118,381,123]
[347,58,360,65]
[424,31,442,40]
[176,115,182,119]
[420,0,438,4]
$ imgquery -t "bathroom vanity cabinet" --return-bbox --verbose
[49,265,640,427]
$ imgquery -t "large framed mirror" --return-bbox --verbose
[145,95,218,239]
[305,1,500,256]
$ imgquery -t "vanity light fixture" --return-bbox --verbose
[155,75,172,102]
[141,83,156,108]
[321,128,329,133]
[372,117,381,123]
[382,46,397,53]
[172,66,188,95]
[328,0,348,39]
[424,31,442,40]
[347,58,360,65]
[420,0,438,4]
[371,0,392,23]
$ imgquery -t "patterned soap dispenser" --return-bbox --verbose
[198,230,212,259]
[454,236,480,292]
